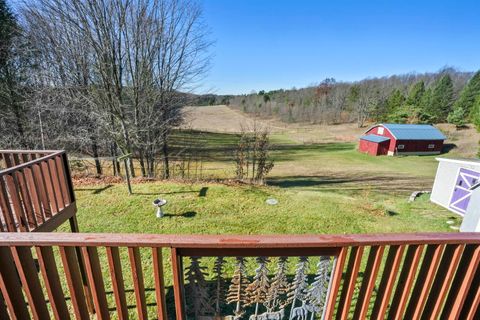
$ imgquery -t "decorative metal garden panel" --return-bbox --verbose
[176,252,337,320]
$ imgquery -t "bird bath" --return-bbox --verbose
[153,199,167,218]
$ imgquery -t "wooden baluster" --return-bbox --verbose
[33,163,51,219]
[17,169,37,229]
[54,156,70,205]
[353,246,385,319]
[25,165,45,225]
[458,253,480,320]
[82,246,110,319]
[49,158,65,210]
[5,174,28,231]
[0,246,30,319]
[441,245,480,319]
[0,178,16,232]
[11,246,50,319]
[171,248,186,320]
[388,244,424,320]
[106,247,129,320]
[153,247,168,320]
[422,244,464,319]
[404,244,445,319]
[129,247,147,319]
[324,247,348,320]
[36,246,71,320]
[40,161,58,215]
[371,245,406,319]
[59,246,90,320]
[42,160,60,215]
[336,246,364,320]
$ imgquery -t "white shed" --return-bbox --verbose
[430,158,480,216]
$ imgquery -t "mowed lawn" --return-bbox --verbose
[62,136,462,318]
[67,133,460,234]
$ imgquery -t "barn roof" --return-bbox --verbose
[360,134,390,143]
[380,124,446,140]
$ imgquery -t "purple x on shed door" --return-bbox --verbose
[449,168,480,215]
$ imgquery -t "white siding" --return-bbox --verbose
[430,158,480,212]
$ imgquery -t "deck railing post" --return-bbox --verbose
[69,215,95,314]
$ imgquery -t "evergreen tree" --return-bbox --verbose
[472,96,480,157]
[472,96,480,131]
[449,71,480,124]
[429,74,455,122]
[386,89,405,116]
[406,81,425,106]
[227,257,250,318]
[246,257,271,316]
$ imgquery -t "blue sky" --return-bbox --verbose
[201,0,480,94]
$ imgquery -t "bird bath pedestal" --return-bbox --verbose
[153,199,167,218]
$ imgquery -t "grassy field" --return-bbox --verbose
[63,105,474,318]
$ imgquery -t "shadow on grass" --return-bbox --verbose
[75,184,113,194]
[268,174,432,196]
[163,211,197,218]
[133,190,199,196]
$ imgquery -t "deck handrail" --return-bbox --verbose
[0,232,479,319]
[0,232,479,247]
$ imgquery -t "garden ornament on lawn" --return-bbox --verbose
[153,198,167,218]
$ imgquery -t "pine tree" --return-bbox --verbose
[226,257,250,317]
[307,257,331,320]
[386,89,405,116]
[429,74,455,122]
[246,257,271,316]
[406,81,425,106]
[287,256,309,320]
[473,96,480,131]
[450,71,480,122]
[212,257,226,317]
[184,257,214,318]
[264,257,289,312]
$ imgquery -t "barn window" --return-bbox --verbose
[398,144,405,150]
[428,144,435,149]
[378,127,384,134]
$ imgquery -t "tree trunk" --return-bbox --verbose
[161,136,170,179]
[138,152,146,177]
[91,136,102,175]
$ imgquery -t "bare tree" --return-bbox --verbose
[21,0,211,178]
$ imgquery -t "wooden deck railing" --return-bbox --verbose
[0,232,479,319]
[0,150,76,232]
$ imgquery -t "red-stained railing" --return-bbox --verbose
[0,150,76,232]
[0,232,479,319]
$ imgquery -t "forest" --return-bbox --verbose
[228,68,480,128]
[0,0,210,178]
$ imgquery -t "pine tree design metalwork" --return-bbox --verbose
[212,256,226,317]
[246,257,271,316]
[287,256,309,320]
[184,257,214,318]
[306,257,331,320]
[226,257,250,318]
[264,257,289,313]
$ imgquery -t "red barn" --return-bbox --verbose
[358,124,446,156]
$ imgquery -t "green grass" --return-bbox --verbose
[65,130,462,318]
[67,181,456,235]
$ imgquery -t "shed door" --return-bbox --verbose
[449,168,480,215]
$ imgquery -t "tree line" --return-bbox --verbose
[0,0,211,178]
[229,68,480,128]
